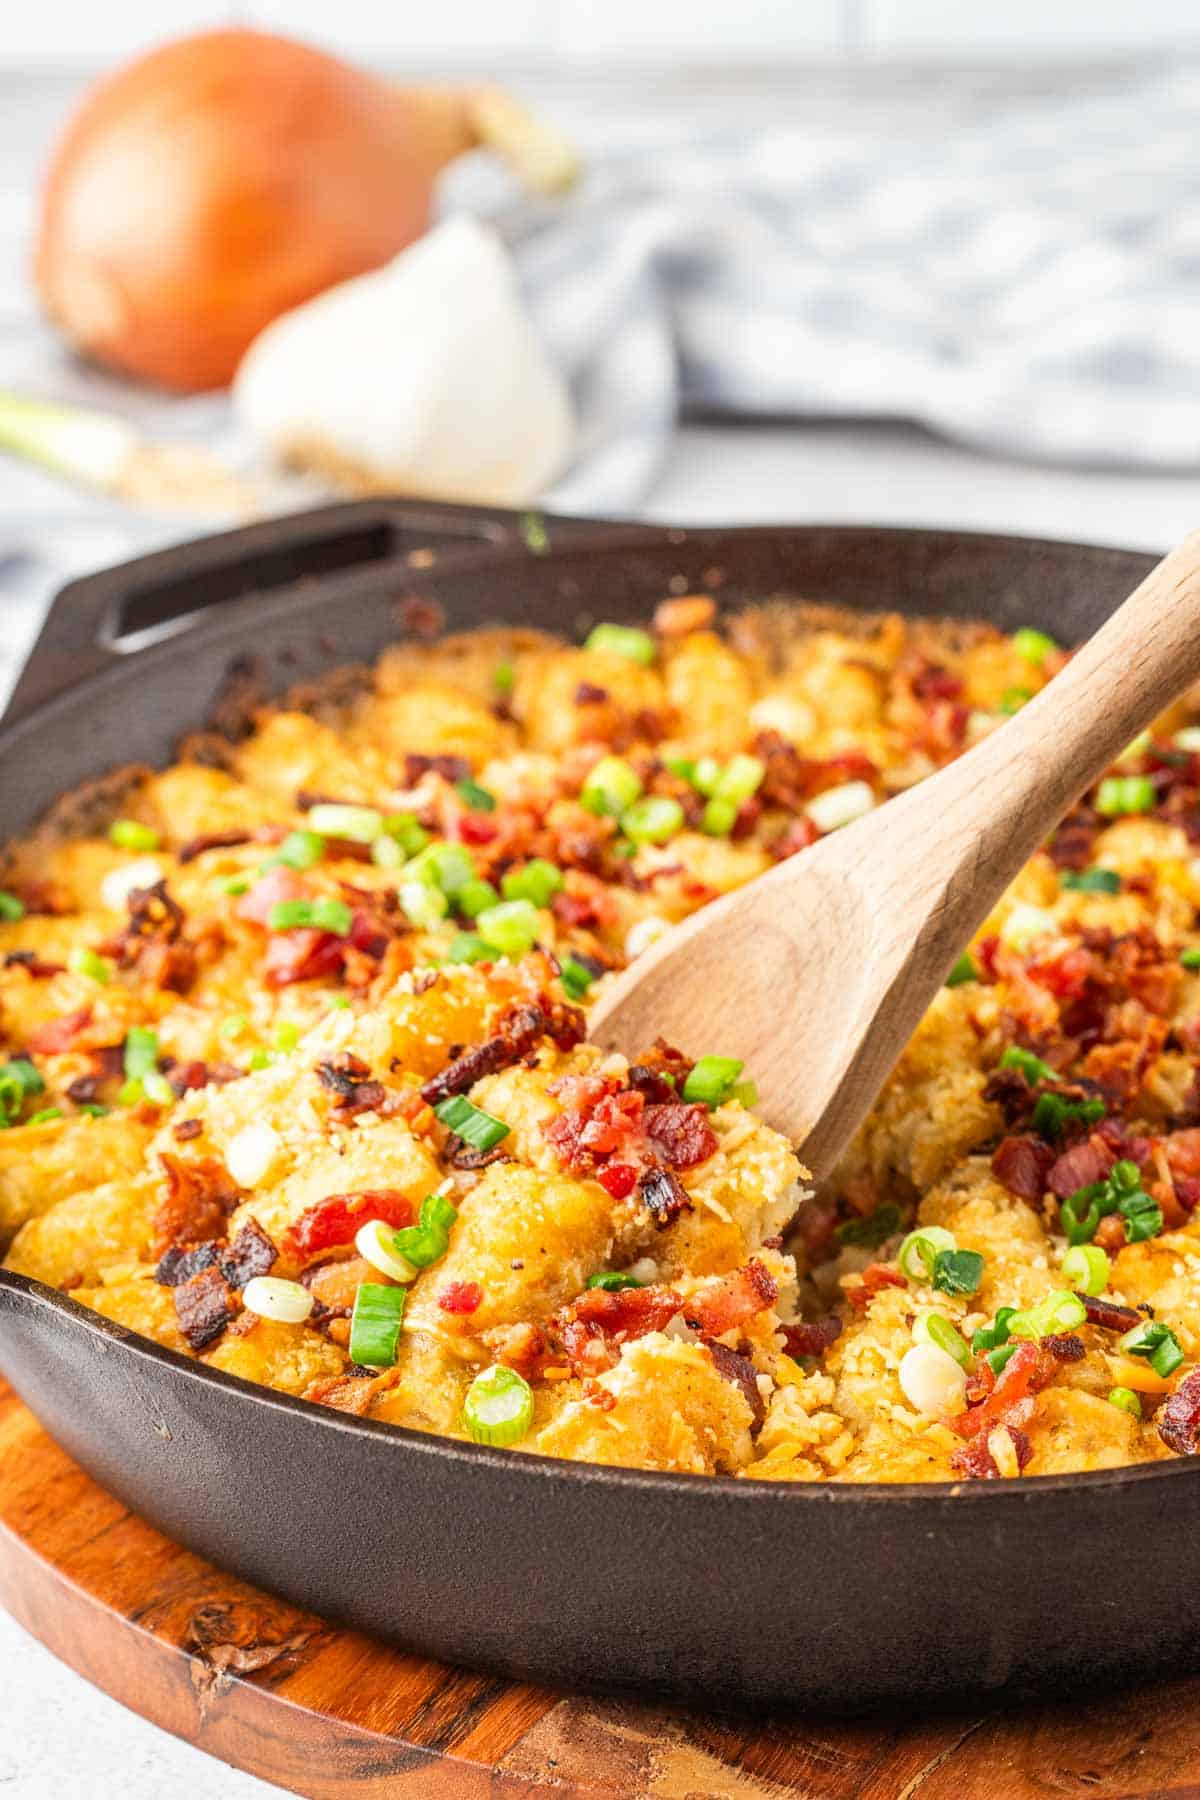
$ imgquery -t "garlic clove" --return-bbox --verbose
[233,217,574,508]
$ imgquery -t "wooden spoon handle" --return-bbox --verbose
[867,529,1200,911]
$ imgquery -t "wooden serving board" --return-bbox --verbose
[2,1379,1199,1800]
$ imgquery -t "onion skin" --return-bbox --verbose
[34,30,483,393]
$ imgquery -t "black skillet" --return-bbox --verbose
[0,502,1184,1714]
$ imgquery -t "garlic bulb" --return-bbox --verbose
[234,217,573,507]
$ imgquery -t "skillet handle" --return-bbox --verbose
[3,497,638,728]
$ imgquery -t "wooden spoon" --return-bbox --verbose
[589,532,1200,1175]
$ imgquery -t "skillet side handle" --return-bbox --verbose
[2,498,639,728]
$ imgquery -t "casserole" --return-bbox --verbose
[0,503,1187,1711]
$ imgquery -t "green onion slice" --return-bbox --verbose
[1060,868,1121,894]
[407,841,477,898]
[621,796,684,845]
[701,795,740,837]
[1108,1387,1143,1418]
[382,813,430,858]
[682,1054,745,1109]
[267,896,353,936]
[268,829,326,871]
[1007,1288,1087,1341]
[455,779,496,813]
[68,946,111,984]
[26,1106,62,1125]
[349,1282,407,1368]
[447,932,493,965]
[998,1045,1054,1085]
[1013,627,1058,666]
[583,623,656,666]
[462,1363,535,1447]
[306,804,383,842]
[972,1306,1016,1354]
[835,1202,902,1249]
[457,877,501,919]
[392,1191,459,1270]
[476,899,540,959]
[1182,947,1200,971]
[1119,1319,1185,1378]
[1095,775,1155,817]
[109,819,160,852]
[560,955,597,1001]
[913,1311,971,1367]
[1062,1244,1109,1295]
[945,952,978,988]
[123,1026,159,1082]
[0,891,26,921]
[501,859,565,906]
[434,1096,510,1152]
[586,1270,645,1291]
[931,1248,984,1297]
[898,1226,956,1282]
[580,756,643,818]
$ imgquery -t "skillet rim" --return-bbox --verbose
[0,516,1179,1509]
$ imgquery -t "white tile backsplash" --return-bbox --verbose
[0,1,234,63]
[861,0,1200,56]
[245,0,555,63]
[557,0,844,60]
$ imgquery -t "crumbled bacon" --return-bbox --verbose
[304,1366,402,1416]
[952,1340,1050,1445]
[174,1265,236,1350]
[3,949,63,977]
[685,1259,778,1336]
[28,1007,93,1054]
[642,1102,718,1169]
[1042,1332,1086,1362]
[177,828,253,863]
[155,1242,221,1287]
[264,927,345,987]
[598,1163,638,1199]
[770,816,821,861]
[1048,814,1099,871]
[315,1052,387,1117]
[846,1263,907,1312]
[420,1002,547,1106]
[1047,1135,1114,1199]
[703,1338,765,1427]
[553,1283,683,1377]
[991,1135,1055,1203]
[404,752,471,785]
[282,1189,415,1263]
[152,1153,242,1257]
[437,1281,483,1315]
[951,1424,1033,1481]
[780,1315,843,1359]
[173,1117,203,1142]
[1158,1369,1200,1455]
[1077,1294,1144,1334]
[219,1219,277,1289]
[638,1165,691,1227]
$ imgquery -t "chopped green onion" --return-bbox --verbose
[456,877,500,919]
[701,795,740,837]
[1118,1188,1163,1243]
[462,1363,535,1447]
[999,1045,1054,1085]
[328,994,352,1010]
[400,881,449,929]
[109,819,160,852]
[407,841,477,898]
[692,757,724,796]
[586,1270,645,1291]
[68,946,111,984]
[1119,1319,1184,1379]
[1062,1244,1109,1295]
[898,1227,956,1282]
[27,1107,62,1125]
[77,1102,108,1117]
[221,1014,249,1040]
[1060,1186,1104,1246]
[455,779,496,813]
[999,687,1032,714]
[493,661,515,697]
[306,804,383,842]
[1007,1289,1087,1341]
[560,956,597,1001]
[580,756,642,818]
[931,1248,984,1297]
[972,1307,1016,1354]
[117,1078,144,1106]
[664,755,697,783]
[1060,868,1121,894]
[382,813,430,858]
[716,754,766,802]
[682,1055,745,1109]
[1108,1387,1143,1419]
[987,1342,1019,1376]
[913,1311,971,1367]
[248,1049,272,1071]
[447,932,493,965]
[1095,775,1155,817]
[0,892,25,922]
[434,1095,510,1152]
[123,1026,159,1082]
[267,896,353,935]
[1182,947,1200,971]
[1030,1092,1105,1141]
[730,1079,759,1109]
[142,1070,176,1107]
[1013,627,1058,667]
[835,1202,902,1249]
[501,860,565,906]
[349,1282,407,1368]
[371,834,406,869]
[269,829,326,871]
[620,796,684,845]
[584,623,656,666]
[273,1020,301,1053]
[220,874,251,895]
[392,1191,459,1270]
[476,899,540,959]
[0,1058,44,1098]
[945,952,978,988]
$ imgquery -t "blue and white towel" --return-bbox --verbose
[2,65,1199,688]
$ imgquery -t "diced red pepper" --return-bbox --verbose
[282,1189,416,1263]
[598,1163,638,1199]
[438,1281,483,1315]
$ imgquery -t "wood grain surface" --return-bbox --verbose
[2,1375,1198,1799]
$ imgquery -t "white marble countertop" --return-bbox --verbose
[3,411,1198,1800]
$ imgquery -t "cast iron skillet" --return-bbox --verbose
[0,502,1183,1714]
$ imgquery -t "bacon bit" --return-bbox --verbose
[625,1064,678,1105]
[177,828,253,863]
[28,1006,93,1054]
[643,1102,719,1169]
[684,1259,777,1337]
[10,879,72,916]
[574,681,610,705]
[1093,1215,1127,1251]
[490,1321,546,1381]
[304,1365,402,1417]
[116,878,185,951]
[846,1263,907,1313]
[1165,1127,1200,1184]
[454,811,499,846]
[1047,1135,1114,1199]
[152,1153,241,1257]
[219,1219,277,1290]
[1078,1294,1144,1334]
[236,866,310,926]
[172,1117,203,1142]
[314,1052,387,1118]
[264,926,344,987]
[1158,1369,1200,1455]
[598,1163,638,1200]
[1042,1332,1086,1362]
[653,594,716,636]
[703,1337,765,1427]
[991,1135,1055,1203]
[165,1059,209,1096]
[638,1165,691,1227]
[438,1281,483,1315]
[282,1189,416,1264]
[771,816,821,861]
[443,1135,512,1170]
[554,1283,683,1377]
[582,1377,618,1409]
[3,949,64,977]
[1048,815,1099,871]
[952,1340,1048,1443]
[174,1265,235,1351]
[155,1242,221,1287]
[953,1424,1033,1481]
[404,752,471,785]
[420,1001,547,1106]
[780,1315,843,1359]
